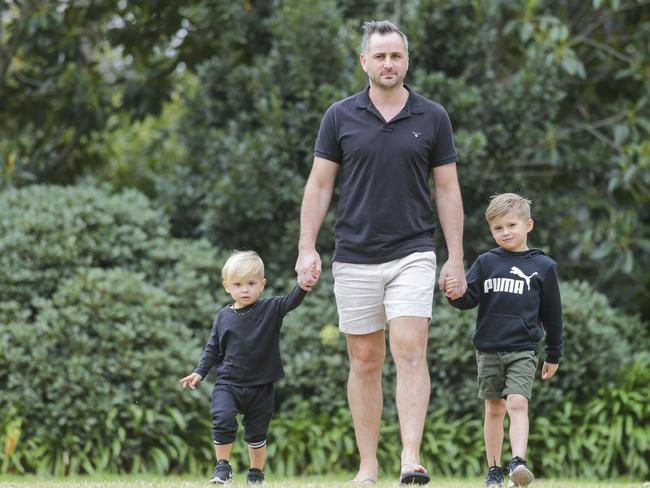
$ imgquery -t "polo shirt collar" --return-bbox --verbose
[354,84,425,115]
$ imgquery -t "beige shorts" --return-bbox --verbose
[332,251,437,335]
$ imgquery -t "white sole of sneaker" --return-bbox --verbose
[508,465,534,487]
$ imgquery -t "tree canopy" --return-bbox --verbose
[1,0,648,309]
[1,2,649,476]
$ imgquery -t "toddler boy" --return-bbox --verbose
[181,250,312,484]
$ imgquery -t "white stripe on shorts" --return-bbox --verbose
[248,439,267,449]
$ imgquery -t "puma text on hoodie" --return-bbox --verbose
[448,248,563,363]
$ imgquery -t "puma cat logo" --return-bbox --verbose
[509,266,538,291]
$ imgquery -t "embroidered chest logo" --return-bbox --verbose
[412,131,421,138]
[483,266,538,295]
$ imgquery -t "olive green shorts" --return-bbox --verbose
[476,350,539,400]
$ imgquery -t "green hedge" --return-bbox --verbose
[278,264,349,414]
[0,185,226,474]
[0,268,214,475]
[529,354,650,479]
[0,185,227,331]
[1,184,648,477]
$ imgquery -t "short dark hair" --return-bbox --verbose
[361,20,409,55]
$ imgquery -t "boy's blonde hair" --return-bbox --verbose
[485,193,532,223]
[221,250,265,283]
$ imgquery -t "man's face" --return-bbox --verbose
[360,32,409,89]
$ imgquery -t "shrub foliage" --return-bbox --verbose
[1,185,648,479]
[0,185,224,474]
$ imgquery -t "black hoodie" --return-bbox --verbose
[448,248,563,363]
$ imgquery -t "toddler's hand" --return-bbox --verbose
[296,251,321,291]
[299,264,321,292]
[311,263,321,281]
[444,277,460,298]
[180,372,203,390]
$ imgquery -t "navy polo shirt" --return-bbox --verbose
[314,85,458,264]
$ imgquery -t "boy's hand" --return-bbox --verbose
[180,372,203,390]
[541,362,559,380]
[438,258,467,297]
[444,277,462,299]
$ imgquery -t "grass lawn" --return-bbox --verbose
[0,475,647,488]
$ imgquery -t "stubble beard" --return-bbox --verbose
[370,70,405,90]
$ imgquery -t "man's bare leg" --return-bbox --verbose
[389,316,430,477]
[347,330,386,482]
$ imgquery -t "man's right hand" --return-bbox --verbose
[296,250,322,292]
[438,258,467,299]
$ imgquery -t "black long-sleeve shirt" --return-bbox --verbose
[195,285,307,386]
[448,248,564,363]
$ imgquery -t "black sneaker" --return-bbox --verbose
[247,468,265,484]
[508,457,534,487]
[485,465,504,487]
[209,459,233,484]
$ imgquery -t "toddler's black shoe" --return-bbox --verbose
[247,467,265,484]
[209,459,233,484]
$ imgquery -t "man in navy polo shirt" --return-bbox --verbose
[295,20,467,485]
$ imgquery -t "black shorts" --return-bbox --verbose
[211,383,274,446]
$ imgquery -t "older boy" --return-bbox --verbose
[445,193,564,488]
[180,250,311,484]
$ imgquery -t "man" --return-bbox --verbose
[295,20,466,485]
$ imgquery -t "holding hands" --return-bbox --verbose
[444,276,464,300]
[439,259,466,300]
[295,251,322,292]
